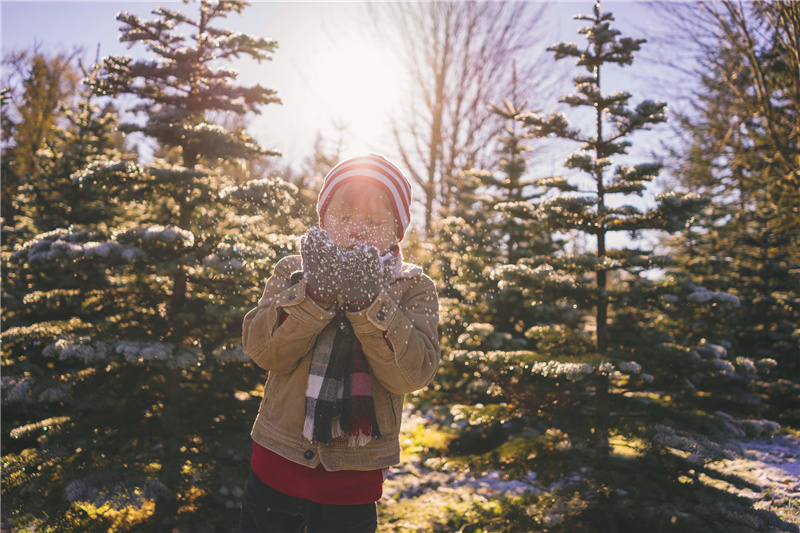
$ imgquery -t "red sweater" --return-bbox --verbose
[251,441,384,505]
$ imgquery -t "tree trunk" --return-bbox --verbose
[594,50,610,460]
[154,367,182,525]
[153,158,195,525]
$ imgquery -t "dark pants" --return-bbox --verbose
[238,469,378,533]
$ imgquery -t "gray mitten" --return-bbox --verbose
[300,227,344,303]
[341,244,382,309]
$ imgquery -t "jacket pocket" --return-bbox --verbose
[373,378,403,437]
[263,371,290,418]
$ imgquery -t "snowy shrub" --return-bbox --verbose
[741,419,781,438]
[713,359,736,373]
[687,286,741,306]
[619,361,642,374]
[736,357,757,373]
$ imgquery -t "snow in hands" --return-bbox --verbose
[300,227,345,298]
[300,227,392,307]
[341,243,382,305]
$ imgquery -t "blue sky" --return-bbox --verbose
[2,1,393,165]
[2,1,669,169]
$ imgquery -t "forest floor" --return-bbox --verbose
[380,407,800,531]
[705,433,800,526]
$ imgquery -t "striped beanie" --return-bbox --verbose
[317,154,413,240]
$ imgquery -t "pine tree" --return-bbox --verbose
[416,4,796,532]
[2,2,298,531]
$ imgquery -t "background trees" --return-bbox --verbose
[657,0,800,424]
[402,3,797,532]
[369,1,558,234]
[1,49,81,230]
[2,1,297,531]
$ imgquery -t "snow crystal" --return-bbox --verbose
[687,287,741,306]
[112,341,199,367]
[65,480,89,502]
[137,225,195,246]
[43,339,108,362]
[214,344,248,363]
[172,348,199,368]
[736,357,756,373]
[82,241,113,257]
[686,453,705,465]
[143,480,169,499]
[121,247,144,261]
[543,513,565,527]
[12,228,145,266]
[451,470,539,496]
[757,358,778,371]
[115,341,147,362]
[698,343,728,359]
[619,361,642,374]
[530,361,594,381]
[713,359,735,373]
[139,344,171,361]
[598,361,615,374]
[61,343,98,362]
[715,411,746,438]
[3,377,31,401]
[465,323,494,335]
[39,384,70,403]
[741,419,781,438]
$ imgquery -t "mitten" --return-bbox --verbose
[300,227,344,304]
[341,244,382,310]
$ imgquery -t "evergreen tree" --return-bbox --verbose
[1,49,80,230]
[417,4,795,532]
[1,2,298,531]
[28,69,131,233]
[662,0,800,425]
[434,80,560,355]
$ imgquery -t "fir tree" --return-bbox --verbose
[2,2,298,531]
[1,49,80,231]
[419,4,796,532]
[434,78,560,355]
[28,68,131,233]
[662,0,800,425]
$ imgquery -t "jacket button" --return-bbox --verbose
[377,310,386,321]
[289,294,297,301]
[303,450,314,460]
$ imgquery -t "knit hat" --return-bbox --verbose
[317,154,412,240]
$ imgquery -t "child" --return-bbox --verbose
[239,154,441,533]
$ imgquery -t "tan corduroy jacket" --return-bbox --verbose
[242,254,441,472]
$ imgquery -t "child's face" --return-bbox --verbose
[322,184,397,254]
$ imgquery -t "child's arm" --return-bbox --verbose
[346,274,441,395]
[242,256,336,374]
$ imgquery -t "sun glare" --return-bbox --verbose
[283,5,408,156]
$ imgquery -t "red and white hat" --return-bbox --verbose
[317,154,413,240]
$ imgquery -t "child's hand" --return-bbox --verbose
[300,228,344,301]
[341,244,382,308]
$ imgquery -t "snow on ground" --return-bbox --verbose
[707,434,800,512]
[389,406,800,522]
[384,408,586,503]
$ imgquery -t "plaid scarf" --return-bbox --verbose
[302,309,381,447]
